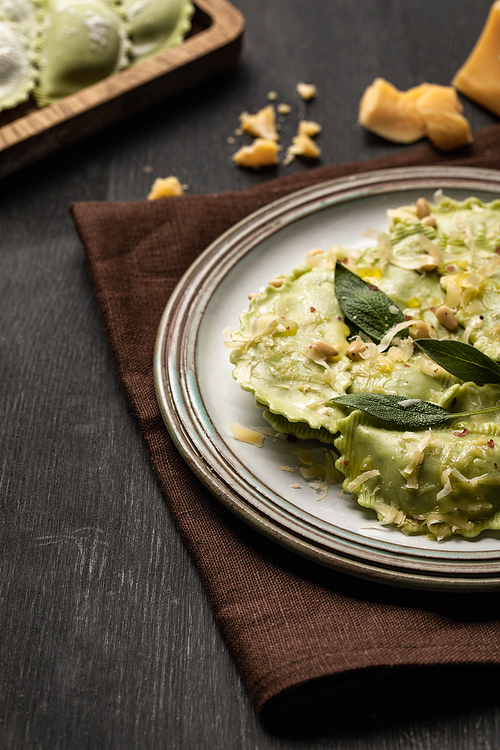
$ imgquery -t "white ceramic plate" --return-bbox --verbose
[154,166,500,591]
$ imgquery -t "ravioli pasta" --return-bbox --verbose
[227,194,500,541]
[0,0,193,111]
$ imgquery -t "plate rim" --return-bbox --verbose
[154,165,500,592]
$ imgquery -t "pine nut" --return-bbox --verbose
[312,340,338,358]
[416,198,430,219]
[268,278,284,288]
[248,293,262,299]
[347,339,366,361]
[421,215,436,227]
[409,320,430,339]
[435,305,458,331]
[421,257,439,272]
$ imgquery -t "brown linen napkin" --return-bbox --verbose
[71,124,500,734]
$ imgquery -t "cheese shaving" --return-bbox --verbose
[347,469,381,492]
[378,319,417,352]
[229,423,264,447]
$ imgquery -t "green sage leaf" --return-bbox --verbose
[329,392,500,429]
[328,393,453,429]
[334,263,406,343]
[414,338,500,385]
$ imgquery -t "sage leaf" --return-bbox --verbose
[414,338,500,385]
[329,392,500,429]
[328,393,453,429]
[334,263,406,343]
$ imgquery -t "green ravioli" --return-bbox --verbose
[0,17,36,109]
[34,0,130,106]
[228,195,500,541]
[122,0,194,65]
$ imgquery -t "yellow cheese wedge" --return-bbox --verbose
[147,175,185,199]
[232,138,280,168]
[452,0,500,117]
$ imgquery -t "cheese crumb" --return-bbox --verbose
[239,105,279,141]
[298,120,322,137]
[284,132,321,165]
[232,138,280,169]
[277,102,292,115]
[266,90,278,101]
[296,82,317,100]
[147,176,185,200]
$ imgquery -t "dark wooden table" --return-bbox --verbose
[1,2,499,747]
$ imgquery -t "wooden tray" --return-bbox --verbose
[0,0,244,179]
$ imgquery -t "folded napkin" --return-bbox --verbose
[71,124,500,736]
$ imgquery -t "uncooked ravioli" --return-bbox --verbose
[0,19,36,109]
[122,0,194,64]
[34,0,130,106]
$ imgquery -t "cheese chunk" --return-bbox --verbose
[232,138,280,169]
[147,175,185,199]
[296,82,317,100]
[417,84,473,151]
[452,0,500,117]
[239,105,278,141]
[358,78,427,143]
[284,120,321,165]
[358,77,472,150]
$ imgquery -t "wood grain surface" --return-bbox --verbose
[1,1,499,748]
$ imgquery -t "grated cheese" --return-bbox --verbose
[347,469,381,492]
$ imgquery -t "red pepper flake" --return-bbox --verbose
[285,433,297,442]
[495,247,500,255]
[310,306,316,312]
[453,429,469,437]
[368,284,378,291]
[343,460,349,466]
[434,368,438,373]
[337,316,342,321]
[405,314,412,321]
[430,306,436,313]
[495,463,498,468]
[488,439,495,448]
[447,266,455,273]
[341,257,348,264]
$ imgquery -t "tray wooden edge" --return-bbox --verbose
[0,0,245,178]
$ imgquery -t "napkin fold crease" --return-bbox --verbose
[71,123,500,734]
